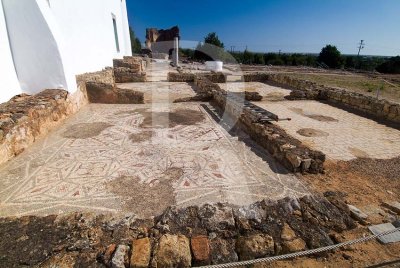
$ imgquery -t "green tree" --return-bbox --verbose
[376,56,400,74]
[318,45,344,69]
[129,26,142,54]
[243,49,254,64]
[253,53,265,65]
[204,32,224,48]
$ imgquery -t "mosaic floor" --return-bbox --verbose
[259,100,400,160]
[0,103,308,217]
[218,82,291,101]
[117,82,197,103]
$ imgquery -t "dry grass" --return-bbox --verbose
[286,73,400,103]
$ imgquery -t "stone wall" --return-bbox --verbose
[0,61,147,164]
[85,82,144,104]
[78,67,144,104]
[0,192,358,267]
[0,88,88,165]
[244,73,400,124]
[113,56,147,83]
[76,68,115,85]
[168,72,196,82]
[194,76,325,173]
[168,72,227,83]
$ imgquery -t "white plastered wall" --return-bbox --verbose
[48,0,132,75]
[0,0,132,104]
[2,0,77,98]
[0,0,22,102]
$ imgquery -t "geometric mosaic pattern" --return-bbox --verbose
[261,100,400,161]
[0,103,308,217]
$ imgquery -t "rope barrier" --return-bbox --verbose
[199,227,400,268]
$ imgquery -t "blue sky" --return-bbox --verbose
[126,0,400,56]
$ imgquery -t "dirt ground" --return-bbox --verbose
[254,226,400,267]
[261,156,400,267]
[301,157,400,208]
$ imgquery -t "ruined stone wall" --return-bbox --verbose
[168,72,226,83]
[168,72,196,82]
[76,68,115,85]
[244,73,400,124]
[0,62,147,164]
[145,26,179,54]
[86,82,144,104]
[0,88,88,165]
[0,192,358,267]
[113,56,147,83]
[194,76,325,173]
[78,67,144,104]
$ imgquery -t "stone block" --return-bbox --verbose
[198,203,235,232]
[369,223,400,244]
[348,205,368,222]
[111,245,130,268]
[281,223,296,241]
[236,234,274,260]
[382,202,400,214]
[281,238,306,253]
[153,234,191,267]
[210,238,238,264]
[131,238,151,268]
[191,235,210,265]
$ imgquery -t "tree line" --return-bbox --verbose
[129,28,400,74]
[180,32,399,74]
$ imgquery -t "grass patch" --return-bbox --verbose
[286,73,400,103]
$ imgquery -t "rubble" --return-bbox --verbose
[0,193,356,267]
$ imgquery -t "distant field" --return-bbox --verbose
[285,73,400,103]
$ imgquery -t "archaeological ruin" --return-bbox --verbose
[0,1,399,267]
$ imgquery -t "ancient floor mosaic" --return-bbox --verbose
[118,82,197,103]
[258,100,400,160]
[0,103,308,217]
[218,82,291,101]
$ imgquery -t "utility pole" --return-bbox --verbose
[357,40,365,69]
[357,40,365,57]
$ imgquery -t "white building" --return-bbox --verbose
[0,0,132,103]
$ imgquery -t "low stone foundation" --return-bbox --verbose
[0,192,358,267]
[0,88,87,165]
[114,68,146,83]
[168,72,196,82]
[86,82,144,104]
[194,76,325,173]
[168,72,227,83]
[76,68,115,85]
[244,73,400,125]
[113,57,147,83]
[79,67,144,104]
